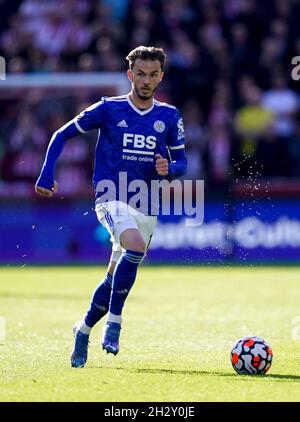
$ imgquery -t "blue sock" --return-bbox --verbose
[109,250,144,316]
[84,273,112,327]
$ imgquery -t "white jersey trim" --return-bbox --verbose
[168,144,185,150]
[154,99,176,109]
[74,119,87,134]
[105,95,128,102]
[126,95,154,115]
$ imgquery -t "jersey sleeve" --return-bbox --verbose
[74,99,106,133]
[167,109,186,151]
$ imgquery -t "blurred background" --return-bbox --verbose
[1,0,300,265]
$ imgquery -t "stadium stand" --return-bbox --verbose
[1,0,300,197]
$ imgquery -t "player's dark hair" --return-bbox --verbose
[126,46,166,71]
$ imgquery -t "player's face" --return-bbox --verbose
[128,59,164,100]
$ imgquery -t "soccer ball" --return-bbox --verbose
[230,336,273,375]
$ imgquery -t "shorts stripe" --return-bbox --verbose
[107,213,114,229]
[104,211,114,232]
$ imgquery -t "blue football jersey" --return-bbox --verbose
[74,94,185,215]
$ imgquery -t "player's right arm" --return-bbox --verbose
[35,100,105,197]
[35,120,79,197]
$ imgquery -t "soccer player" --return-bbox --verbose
[35,46,187,368]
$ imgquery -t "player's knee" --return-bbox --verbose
[124,236,146,253]
[120,229,146,253]
[126,238,146,253]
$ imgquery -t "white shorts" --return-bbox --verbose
[95,200,157,262]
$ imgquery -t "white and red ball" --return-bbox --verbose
[231,336,273,375]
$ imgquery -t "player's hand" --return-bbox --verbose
[35,180,58,198]
[155,154,169,176]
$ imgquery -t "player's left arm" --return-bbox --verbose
[161,110,187,178]
[155,110,187,177]
[155,148,187,177]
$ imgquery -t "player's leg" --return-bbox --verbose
[102,228,145,355]
[79,251,119,334]
[102,213,157,356]
[70,254,119,368]
[71,204,122,368]
[71,262,115,368]
[107,228,146,319]
[76,205,124,331]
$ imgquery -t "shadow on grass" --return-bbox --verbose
[100,367,300,382]
[219,372,300,382]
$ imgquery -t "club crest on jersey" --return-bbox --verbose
[153,120,165,133]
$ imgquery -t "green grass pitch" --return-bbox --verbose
[0,266,300,402]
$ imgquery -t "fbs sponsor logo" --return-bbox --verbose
[122,133,156,155]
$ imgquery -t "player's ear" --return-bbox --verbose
[160,72,164,82]
[127,69,133,82]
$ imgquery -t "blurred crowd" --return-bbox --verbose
[1,0,300,196]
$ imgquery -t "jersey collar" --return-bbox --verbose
[126,94,154,116]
